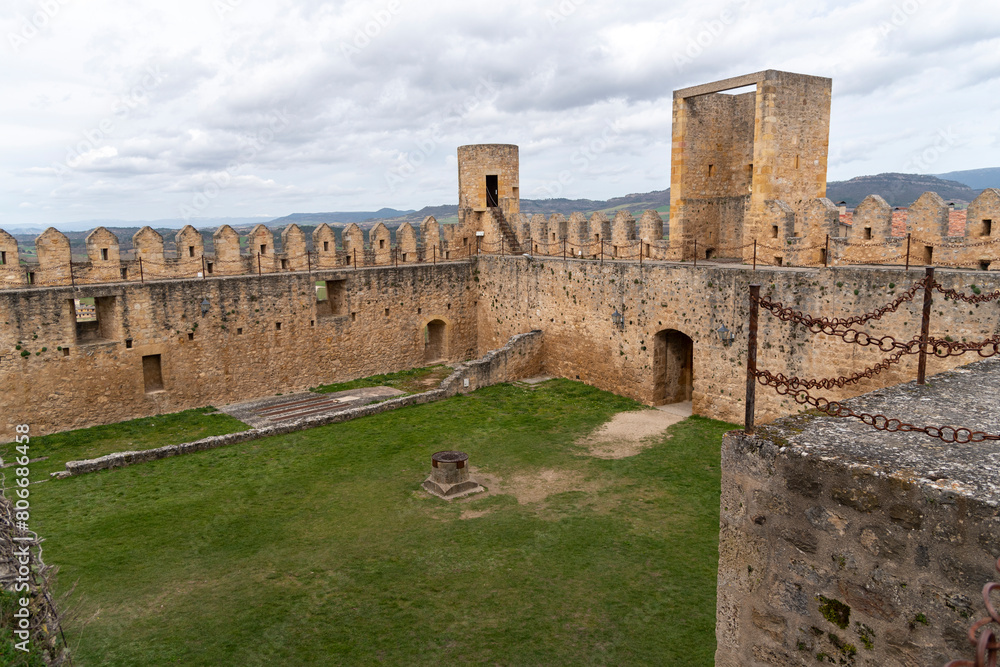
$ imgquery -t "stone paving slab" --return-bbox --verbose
[218,386,405,429]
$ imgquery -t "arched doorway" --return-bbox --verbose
[653,329,693,405]
[424,320,447,363]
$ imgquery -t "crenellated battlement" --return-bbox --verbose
[0,216,476,289]
[5,186,998,292]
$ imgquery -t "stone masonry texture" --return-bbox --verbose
[716,358,1000,666]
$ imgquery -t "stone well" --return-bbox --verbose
[422,450,482,499]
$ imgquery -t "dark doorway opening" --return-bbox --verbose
[653,329,693,405]
[485,175,499,208]
[142,354,164,393]
[424,320,446,363]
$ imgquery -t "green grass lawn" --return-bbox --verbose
[311,364,454,395]
[24,381,731,666]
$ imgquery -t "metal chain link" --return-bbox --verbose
[755,277,928,329]
[935,284,1000,304]
[754,370,1000,443]
[945,556,1000,666]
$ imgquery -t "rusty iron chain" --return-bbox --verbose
[753,370,1000,444]
[945,556,1000,667]
[913,234,1000,249]
[756,286,1000,358]
[935,284,1000,304]
[754,277,928,329]
[754,350,906,391]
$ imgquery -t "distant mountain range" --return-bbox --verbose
[4,171,996,240]
[824,173,982,208]
[933,167,1000,191]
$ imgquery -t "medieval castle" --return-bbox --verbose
[3,69,999,665]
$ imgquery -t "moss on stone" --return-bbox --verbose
[817,596,850,629]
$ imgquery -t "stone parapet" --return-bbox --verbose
[716,358,1000,666]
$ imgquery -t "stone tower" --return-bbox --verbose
[669,70,832,260]
[456,144,521,252]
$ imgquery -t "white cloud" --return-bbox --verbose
[1,0,997,226]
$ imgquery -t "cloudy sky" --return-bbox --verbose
[2,0,998,226]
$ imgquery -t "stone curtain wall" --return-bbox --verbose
[474,256,1000,424]
[0,263,476,438]
[5,251,1000,438]
[59,330,544,477]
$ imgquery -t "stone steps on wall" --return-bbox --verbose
[492,208,522,254]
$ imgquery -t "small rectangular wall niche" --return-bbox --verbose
[1,251,6,265]
[142,354,164,393]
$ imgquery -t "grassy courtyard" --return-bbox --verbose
[18,380,731,666]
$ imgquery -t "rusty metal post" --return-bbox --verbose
[563,239,566,261]
[69,260,75,288]
[393,247,397,268]
[824,234,830,268]
[600,240,604,266]
[753,239,757,272]
[501,236,504,256]
[476,237,480,256]
[139,257,144,284]
[257,252,262,276]
[745,283,761,434]
[433,245,437,265]
[202,255,207,279]
[905,233,911,271]
[694,239,698,269]
[308,250,312,275]
[917,266,935,385]
[353,248,357,269]
[639,243,643,268]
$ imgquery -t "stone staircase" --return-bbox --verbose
[491,207,522,254]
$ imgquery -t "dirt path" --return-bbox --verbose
[578,407,687,459]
